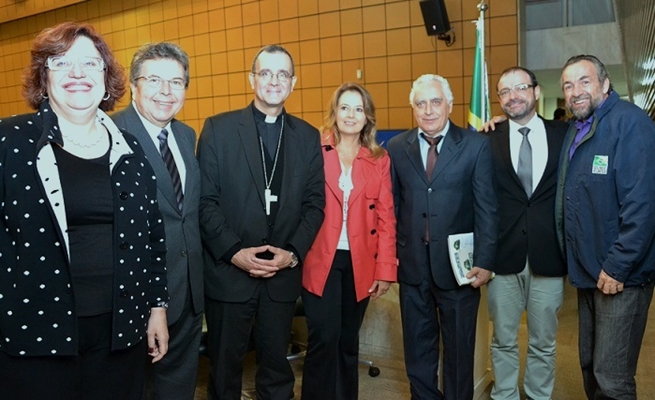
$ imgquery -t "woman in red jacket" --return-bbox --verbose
[301,82,397,399]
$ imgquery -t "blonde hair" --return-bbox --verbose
[322,82,385,159]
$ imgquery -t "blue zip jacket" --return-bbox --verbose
[556,91,655,288]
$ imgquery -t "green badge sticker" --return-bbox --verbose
[592,155,608,175]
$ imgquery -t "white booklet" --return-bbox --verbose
[447,232,475,286]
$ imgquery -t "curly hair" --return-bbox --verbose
[22,22,125,111]
[322,82,385,160]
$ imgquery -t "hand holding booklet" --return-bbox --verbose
[447,232,476,286]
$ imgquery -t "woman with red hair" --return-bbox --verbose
[0,22,168,399]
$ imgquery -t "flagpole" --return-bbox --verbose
[478,1,488,122]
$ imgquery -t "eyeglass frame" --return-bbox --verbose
[250,69,294,83]
[46,56,106,72]
[497,83,535,99]
[135,75,187,90]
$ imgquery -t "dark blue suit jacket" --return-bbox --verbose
[388,122,498,290]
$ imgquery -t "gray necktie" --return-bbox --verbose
[517,127,532,197]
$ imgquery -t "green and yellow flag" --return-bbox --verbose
[467,16,489,131]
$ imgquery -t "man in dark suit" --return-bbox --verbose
[197,44,325,400]
[486,67,568,400]
[113,42,203,400]
[387,74,498,400]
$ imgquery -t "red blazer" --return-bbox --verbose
[303,136,398,301]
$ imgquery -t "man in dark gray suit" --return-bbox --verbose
[387,74,498,400]
[113,42,203,400]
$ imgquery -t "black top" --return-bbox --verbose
[252,105,285,239]
[54,142,114,316]
[252,102,284,161]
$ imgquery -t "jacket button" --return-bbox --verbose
[370,229,377,235]
[120,290,129,298]
[120,242,129,250]
[374,253,378,259]
[181,250,187,257]
[119,191,129,200]
[522,229,527,234]
[427,188,433,193]
[261,237,269,244]
[422,213,427,218]
[369,204,375,210]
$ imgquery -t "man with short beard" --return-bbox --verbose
[556,54,655,399]
[485,67,568,400]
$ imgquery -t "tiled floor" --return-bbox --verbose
[194,282,655,399]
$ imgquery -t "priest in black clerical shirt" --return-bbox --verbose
[197,44,325,400]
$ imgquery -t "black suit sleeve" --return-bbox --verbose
[472,136,499,270]
[286,127,325,261]
[197,116,243,262]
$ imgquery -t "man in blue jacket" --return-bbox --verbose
[556,54,655,399]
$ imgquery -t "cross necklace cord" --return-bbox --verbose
[259,115,284,216]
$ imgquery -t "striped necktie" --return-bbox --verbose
[158,129,184,211]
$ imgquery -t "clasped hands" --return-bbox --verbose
[231,245,294,278]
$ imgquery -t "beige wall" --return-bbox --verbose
[0,0,517,135]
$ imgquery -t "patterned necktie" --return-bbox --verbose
[517,127,533,197]
[421,133,443,179]
[158,129,184,212]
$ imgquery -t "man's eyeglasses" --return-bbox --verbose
[252,70,293,83]
[497,83,535,99]
[136,76,186,91]
[46,56,105,72]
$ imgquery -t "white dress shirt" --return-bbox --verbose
[133,102,187,192]
[337,160,353,250]
[418,120,450,169]
[508,114,547,190]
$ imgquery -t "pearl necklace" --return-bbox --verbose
[61,124,105,148]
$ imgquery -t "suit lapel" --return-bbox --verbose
[279,114,298,212]
[171,120,198,215]
[348,147,374,205]
[123,105,182,214]
[430,123,462,182]
[323,146,344,207]
[497,122,526,194]
[531,120,563,198]
[403,129,429,185]
[237,107,267,209]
